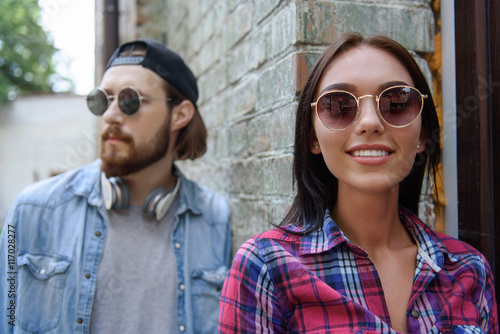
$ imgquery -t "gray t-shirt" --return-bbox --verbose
[89,195,179,333]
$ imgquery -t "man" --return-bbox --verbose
[0,39,231,333]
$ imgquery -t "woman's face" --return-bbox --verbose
[311,45,425,195]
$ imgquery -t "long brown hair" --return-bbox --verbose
[281,32,440,233]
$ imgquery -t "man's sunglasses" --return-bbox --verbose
[86,87,174,116]
[311,85,427,131]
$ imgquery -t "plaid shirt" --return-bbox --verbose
[219,207,498,333]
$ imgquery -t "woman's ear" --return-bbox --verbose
[171,100,195,132]
[310,130,322,154]
[417,129,426,153]
[416,141,425,153]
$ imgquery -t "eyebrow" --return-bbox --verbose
[379,81,411,91]
[319,83,356,95]
[318,80,412,96]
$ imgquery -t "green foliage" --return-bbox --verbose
[0,0,63,104]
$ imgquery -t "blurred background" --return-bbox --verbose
[0,0,498,306]
[0,0,98,224]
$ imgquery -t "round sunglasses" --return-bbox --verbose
[86,87,174,116]
[311,85,427,131]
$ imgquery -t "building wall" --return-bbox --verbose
[132,0,436,254]
[0,94,99,223]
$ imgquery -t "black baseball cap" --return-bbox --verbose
[105,39,198,108]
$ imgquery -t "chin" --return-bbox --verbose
[360,178,401,194]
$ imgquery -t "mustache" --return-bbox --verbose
[101,125,133,143]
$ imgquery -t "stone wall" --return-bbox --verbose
[134,0,436,254]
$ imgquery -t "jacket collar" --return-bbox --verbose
[64,159,102,207]
[175,168,202,216]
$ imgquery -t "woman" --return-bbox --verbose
[218,33,498,333]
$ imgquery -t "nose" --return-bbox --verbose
[354,95,385,134]
[102,97,124,125]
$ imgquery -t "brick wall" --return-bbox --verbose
[134,0,436,254]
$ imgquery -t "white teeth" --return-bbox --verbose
[351,150,389,157]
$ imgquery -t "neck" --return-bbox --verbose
[120,154,178,206]
[332,183,412,254]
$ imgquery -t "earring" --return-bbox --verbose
[417,144,421,149]
[314,145,319,150]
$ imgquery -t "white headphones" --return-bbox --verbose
[100,172,181,221]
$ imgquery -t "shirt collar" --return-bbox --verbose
[398,206,448,272]
[296,209,347,256]
[295,207,451,272]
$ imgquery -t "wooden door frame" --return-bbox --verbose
[454,0,499,306]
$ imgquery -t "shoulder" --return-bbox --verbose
[414,218,493,284]
[433,231,484,258]
[415,219,488,267]
[3,161,102,242]
[14,160,101,209]
[400,207,491,277]
[432,230,492,275]
[234,225,301,266]
[400,206,484,259]
[431,230,497,326]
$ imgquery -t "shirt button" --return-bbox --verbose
[77,318,83,324]
[85,273,91,279]
[174,242,181,249]
[411,309,421,318]
[179,325,186,332]
[179,284,185,291]
[40,269,46,275]
[95,231,101,237]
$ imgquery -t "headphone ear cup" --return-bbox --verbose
[109,177,130,209]
[101,173,114,210]
[143,178,181,221]
[143,187,168,219]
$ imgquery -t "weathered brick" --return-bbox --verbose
[227,38,253,84]
[190,1,227,56]
[269,4,297,59]
[269,103,296,152]
[228,121,249,159]
[295,1,435,52]
[197,56,229,105]
[291,51,322,93]
[247,114,271,156]
[251,23,272,68]
[253,0,281,25]
[257,54,298,111]
[224,2,253,51]
[230,198,271,253]
[260,155,294,196]
[227,77,258,119]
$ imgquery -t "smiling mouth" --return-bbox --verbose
[350,150,391,157]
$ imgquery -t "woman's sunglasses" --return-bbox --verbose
[86,87,174,116]
[311,85,427,131]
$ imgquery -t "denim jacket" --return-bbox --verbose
[0,160,231,333]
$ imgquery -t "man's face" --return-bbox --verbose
[98,65,172,177]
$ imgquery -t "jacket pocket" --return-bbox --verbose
[190,265,228,334]
[16,252,71,333]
